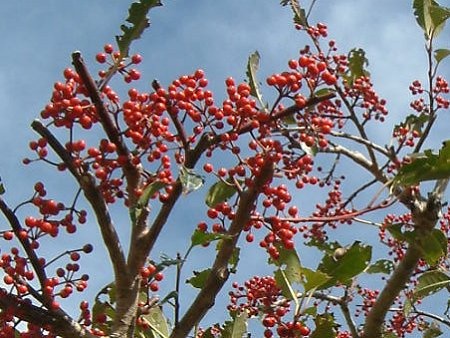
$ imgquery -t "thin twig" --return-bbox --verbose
[390,307,450,328]
[330,131,392,158]
[0,198,48,303]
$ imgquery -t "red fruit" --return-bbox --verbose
[70,252,81,261]
[82,244,93,253]
[207,208,219,219]
[263,316,277,328]
[131,54,143,64]
[203,163,214,173]
[225,77,235,87]
[103,44,114,54]
[197,222,208,232]
[288,59,298,69]
[288,206,298,217]
[3,275,13,285]
[149,281,159,292]
[96,53,107,63]
[154,272,164,281]
[299,55,310,67]
[17,284,28,294]
[295,95,306,108]
[322,71,337,85]
[299,325,310,336]
[3,231,13,240]
[245,233,254,242]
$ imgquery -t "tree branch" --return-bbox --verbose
[0,198,48,299]
[330,131,392,158]
[31,120,128,288]
[71,52,141,204]
[170,159,275,338]
[0,291,97,338]
[362,190,444,338]
[335,86,379,170]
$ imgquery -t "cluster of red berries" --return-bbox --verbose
[344,76,388,122]
[434,76,450,108]
[39,67,98,129]
[355,287,379,317]
[0,178,93,334]
[139,262,164,292]
[298,180,353,242]
[393,125,421,148]
[385,310,419,338]
[410,76,450,111]
[96,43,143,83]
[379,212,415,263]
[228,276,310,337]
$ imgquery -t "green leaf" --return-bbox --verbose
[271,244,303,284]
[300,142,318,157]
[131,180,166,223]
[423,321,443,338]
[272,245,330,291]
[310,314,336,338]
[393,141,450,187]
[317,241,372,290]
[157,253,183,269]
[138,181,166,207]
[298,266,331,292]
[314,88,335,98]
[429,5,450,37]
[228,246,240,273]
[303,306,318,316]
[190,229,231,247]
[434,48,450,64]
[141,306,169,338]
[200,330,215,338]
[366,259,395,274]
[92,283,116,334]
[416,229,448,265]
[116,0,163,59]
[283,114,297,125]
[280,0,308,26]
[414,0,437,37]
[215,240,240,273]
[413,0,450,39]
[403,298,413,317]
[186,269,211,288]
[411,270,450,304]
[385,223,407,241]
[180,166,204,195]
[246,51,267,112]
[343,48,370,85]
[0,177,5,195]
[222,311,248,338]
[306,239,341,255]
[206,180,238,208]
[158,290,177,305]
[274,268,298,301]
[382,333,399,338]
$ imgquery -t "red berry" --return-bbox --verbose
[131,54,143,64]
[96,53,107,63]
[103,44,114,54]
[299,325,310,336]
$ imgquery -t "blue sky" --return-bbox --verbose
[0,1,448,336]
